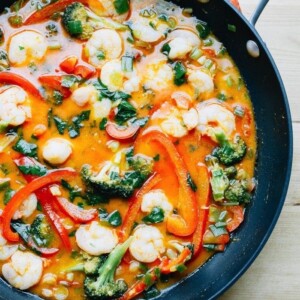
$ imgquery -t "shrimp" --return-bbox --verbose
[13,193,37,220]
[2,251,43,290]
[84,29,122,68]
[143,58,173,92]
[100,59,140,93]
[0,228,18,261]
[42,138,72,165]
[75,221,118,256]
[167,30,201,60]
[188,69,214,95]
[141,189,173,217]
[129,225,165,263]
[8,30,47,66]
[0,86,31,126]
[130,21,164,43]
[196,99,236,140]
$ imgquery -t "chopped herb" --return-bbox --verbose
[143,272,155,288]
[149,21,156,29]
[203,38,213,46]
[107,210,122,227]
[53,116,67,135]
[28,62,37,73]
[36,202,43,212]
[68,110,91,138]
[130,117,149,127]
[113,0,129,14]
[217,93,227,101]
[176,264,187,273]
[13,139,38,157]
[53,90,63,105]
[153,154,160,161]
[173,61,187,86]
[46,23,58,36]
[0,179,10,191]
[99,118,108,130]
[68,230,76,237]
[142,207,164,224]
[140,8,156,18]
[115,101,137,125]
[94,80,131,102]
[18,45,24,50]
[228,24,236,32]
[187,173,197,191]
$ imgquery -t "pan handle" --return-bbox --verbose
[250,0,269,26]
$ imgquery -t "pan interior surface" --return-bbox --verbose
[0,1,292,300]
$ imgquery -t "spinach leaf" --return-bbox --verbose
[13,139,38,157]
[53,90,63,105]
[196,20,210,39]
[61,179,83,202]
[3,188,14,205]
[142,207,164,224]
[94,80,131,102]
[115,101,137,125]
[99,118,108,130]
[113,0,129,14]
[85,192,108,205]
[53,116,67,135]
[61,75,79,88]
[18,164,47,176]
[173,62,187,86]
[68,110,91,138]
[107,210,122,227]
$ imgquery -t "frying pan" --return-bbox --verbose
[0,0,293,299]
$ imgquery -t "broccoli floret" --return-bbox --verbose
[212,132,247,166]
[0,50,10,71]
[224,166,237,179]
[85,256,107,276]
[82,151,153,199]
[30,214,52,247]
[62,2,127,40]
[84,237,132,300]
[205,155,229,202]
[224,180,251,204]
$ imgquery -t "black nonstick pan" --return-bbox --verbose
[0,0,293,299]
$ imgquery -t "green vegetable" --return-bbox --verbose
[212,132,247,166]
[53,90,63,106]
[115,101,137,125]
[233,105,245,117]
[3,188,14,205]
[173,62,187,86]
[224,180,251,204]
[0,28,4,45]
[61,75,80,88]
[143,285,161,299]
[13,139,38,157]
[205,155,229,202]
[113,0,130,14]
[217,93,227,101]
[189,48,202,60]
[62,2,127,40]
[30,214,53,247]
[0,50,10,71]
[18,164,47,176]
[228,24,236,32]
[142,207,164,224]
[82,150,153,199]
[0,178,10,191]
[161,43,171,56]
[53,116,67,135]
[121,55,134,72]
[94,80,131,102]
[61,179,83,202]
[224,166,237,179]
[196,20,210,39]
[84,237,132,299]
[99,118,108,130]
[209,224,228,237]
[85,192,108,205]
[153,154,160,161]
[46,23,58,36]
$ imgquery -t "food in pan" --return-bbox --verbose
[0,0,256,299]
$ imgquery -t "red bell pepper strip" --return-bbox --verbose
[73,65,96,79]
[1,168,76,242]
[0,72,42,99]
[230,0,241,11]
[106,123,140,141]
[24,0,88,25]
[192,163,211,258]
[56,196,97,223]
[226,205,244,232]
[35,187,72,251]
[138,131,198,236]
[38,74,71,98]
[121,247,192,300]
[119,173,161,242]
[60,56,78,74]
